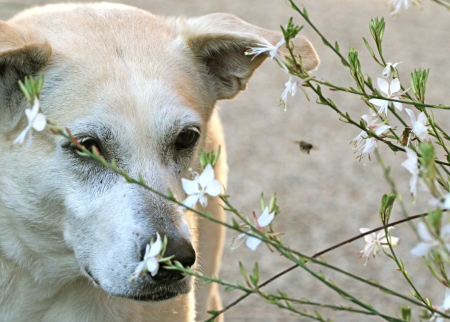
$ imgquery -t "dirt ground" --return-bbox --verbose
[2,0,450,321]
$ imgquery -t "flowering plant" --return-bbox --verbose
[12,0,450,321]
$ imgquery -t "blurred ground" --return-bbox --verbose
[2,0,450,321]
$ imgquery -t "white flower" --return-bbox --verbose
[411,222,450,257]
[130,233,163,281]
[359,227,399,265]
[245,37,285,63]
[231,207,275,251]
[351,114,391,157]
[430,288,450,322]
[405,108,429,141]
[181,164,221,208]
[14,97,47,146]
[382,62,400,78]
[443,193,450,210]
[280,75,299,110]
[389,0,411,14]
[401,147,419,200]
[369,78,404,115]
[279,74,314,111]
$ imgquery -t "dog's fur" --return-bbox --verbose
[0,3,318,321]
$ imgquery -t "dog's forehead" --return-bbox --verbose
[23,4,213,126]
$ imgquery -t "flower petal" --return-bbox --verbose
[132,261,146,278]
[362,242,376,257]
[409,174,418,198]
[182,194,200,209]
[257,207,275,228]
[443,195,450,210]
[361,231,376,243]
[401,148,418,175]
[246,236,262,251]
[375,124,391,135]
[376,229,387,240]
[417,221,434,243]
[412,122,427,137]
[230,233,247,250]
[368,98,386,108]
[146,257,159,276]
[205,179,222,197]
[198,164,215,189]
[380,235,399,247]
[410,242,432,257]
[198,194,208,207]
[361,114,373,125]
[377,78,389,95]
[405,108,416,125]
[393,101,402,111]
[442,288,450,310]
[13,127,29,145]
[389,78,401,94]
[269,38,285,59]
[26,98,40,122]
[32,113,47,131]
[362,138,377,154]
[389,236,400,245]
[382,65,391,78]
[182,178,199,195]
[148,233,162,257]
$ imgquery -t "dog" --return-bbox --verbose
[0,3,319,321]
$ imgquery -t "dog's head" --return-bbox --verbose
[0,3,318,302]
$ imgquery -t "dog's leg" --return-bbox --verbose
[194,111,228,321]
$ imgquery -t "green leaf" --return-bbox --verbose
[334,41,340,52]
[231,218,241,229]
[362,37,376,59]
[239,262,250,286]
[260,193,265,212]
[428,209,442,231]
[302,8,309,20]
[410,68,430,103]
[340,58,350,67]
[250,263,259,287]
[379,193,396,225]
[269,193,277,214]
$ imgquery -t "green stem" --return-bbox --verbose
[311,78,450,110]
[374,149,418,235]
[53,127,450,321]
[430,0,450,9]
[278,249,404,322]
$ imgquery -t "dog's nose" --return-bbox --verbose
[141,235,196,283]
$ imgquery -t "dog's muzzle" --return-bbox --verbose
[140,234,196,284]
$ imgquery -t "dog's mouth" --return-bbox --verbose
[84,267,101,286]
[119,289,180,302]
[114,278,191,302]
[83,266,191,302]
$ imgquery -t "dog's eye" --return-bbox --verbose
[175,127,200,150]
[78,138,102,155]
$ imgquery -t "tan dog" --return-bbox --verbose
[0,3,318,321]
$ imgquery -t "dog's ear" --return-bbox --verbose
[181,13,319,100]
[0,21,51,127]
[0,21,51,76]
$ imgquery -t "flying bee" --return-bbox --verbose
[400,127,412,146]
[292,140,314,154]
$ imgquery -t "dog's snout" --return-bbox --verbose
[141,235,196,283]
